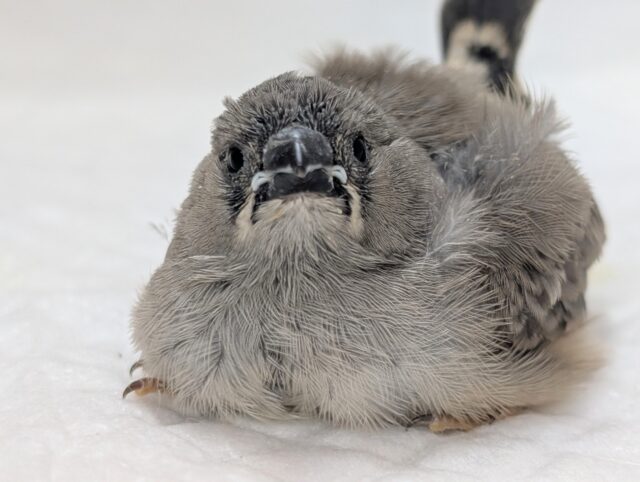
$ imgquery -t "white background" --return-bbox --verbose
[2,0,640,480]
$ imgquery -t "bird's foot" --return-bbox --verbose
[122,377,166,398]
[426,408,523,433]
[427,415,478,432]
[122,360,167,398]
[406,413,479,432]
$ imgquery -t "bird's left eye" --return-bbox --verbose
[353,135,368,163]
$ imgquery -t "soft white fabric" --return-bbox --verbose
[2,1,639,480]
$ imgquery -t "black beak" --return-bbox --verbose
[263,125,333,173]
[257,125,337,198]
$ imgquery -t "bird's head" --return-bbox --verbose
[173,72,437,265]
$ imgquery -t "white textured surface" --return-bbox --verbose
[2,1,640,480]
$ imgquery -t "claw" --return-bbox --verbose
[129,359,144,377]
[122,378,166,399]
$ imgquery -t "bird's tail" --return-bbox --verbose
[441,0,536,95]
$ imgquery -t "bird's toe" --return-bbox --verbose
[122,377,166,399]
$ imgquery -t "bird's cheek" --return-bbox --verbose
[235,192,256,242]
[345,183,364,239]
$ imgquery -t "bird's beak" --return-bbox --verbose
[250,125,348,200]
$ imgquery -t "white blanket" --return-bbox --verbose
[2,1,639,480]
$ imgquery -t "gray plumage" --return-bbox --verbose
[127,0,605,429]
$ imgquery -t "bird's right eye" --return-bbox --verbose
[227,147,245,173]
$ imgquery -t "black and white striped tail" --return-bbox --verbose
[441,0,536,95]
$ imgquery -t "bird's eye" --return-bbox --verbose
[227,147,245,173]
[353,135,368,163]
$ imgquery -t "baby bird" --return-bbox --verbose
[125,0,605,431]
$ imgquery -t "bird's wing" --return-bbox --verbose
[497,203,605,350]
[430,98,605,350]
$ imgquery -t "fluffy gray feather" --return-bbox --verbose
[127,4,605,429]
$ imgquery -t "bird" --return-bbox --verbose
[124,0,606,432]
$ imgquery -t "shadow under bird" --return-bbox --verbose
[124,0,605,431]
